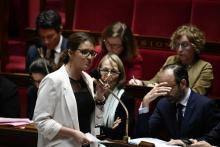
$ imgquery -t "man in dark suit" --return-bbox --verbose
[0,76,20,117]
[136,64,220,142]
[26,10,68,71]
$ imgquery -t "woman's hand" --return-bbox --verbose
[95,79,110,102]
[142,82,171,107]
[112,117,122,129]
[72,129,91,146]
[168,139,185,147]
[128,79,143,86]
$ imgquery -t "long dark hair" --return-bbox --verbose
[101,22,138,61]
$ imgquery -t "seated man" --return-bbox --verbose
[136,64,220,141]
[26,10,68,71]
[0,76,20,117]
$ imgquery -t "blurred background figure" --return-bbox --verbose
[97,53,135,139]
[26,9,68,71]
[27,58,53,119]
[0,76,20,118]
[89,21,143,81]
[129,25,213,95]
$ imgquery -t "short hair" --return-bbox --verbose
[162,64,189,86]
[29,58,53,75]
[101,21,138,60]
[59,32,95,64]
[97,53,126,87]
[36,10,62,33]
[170,25,205,55]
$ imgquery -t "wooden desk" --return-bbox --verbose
[102,139,155,147]
[0,124,37,147]
[0,125,156,147]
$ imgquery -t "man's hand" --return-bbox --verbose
[190,140,212,147]
[142,82,171,107]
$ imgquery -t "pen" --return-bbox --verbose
[132,75,138,84]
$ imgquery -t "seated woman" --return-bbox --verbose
[129,25,213,95]
[97,53,135,140]
[88,21,143,81]
[27,58,53,119]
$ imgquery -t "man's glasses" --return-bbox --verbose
[103,40,123,49]
[77,49,97,58]
[174,41,192,50]
[99,68,120,76]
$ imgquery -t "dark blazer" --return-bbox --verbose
[136,91,220,141]
[27,85,38,119]
[0,76,20,117]
[26,37,68,71]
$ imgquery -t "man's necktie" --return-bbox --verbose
[176,103,184,129]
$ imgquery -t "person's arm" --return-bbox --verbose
[136,82,171,137]
[190,140,213,147]
[126,55,143,80]
[57,126,91,145]
[26,45,39,72]
[101,91,135,139]
[191,62,214,95]
[129,56,173,86]
[33,77,91,144]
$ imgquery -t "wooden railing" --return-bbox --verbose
[0,72,30,87]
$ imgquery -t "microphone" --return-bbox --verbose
[97,78,130,142]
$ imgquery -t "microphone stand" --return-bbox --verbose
[98,79,130,143]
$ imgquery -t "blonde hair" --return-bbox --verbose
[97,53,126,87]
[170,25,205,54]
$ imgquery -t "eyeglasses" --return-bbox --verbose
[99,68,120,76]
[174,41,192,50]
[77,49,97,57]
[103,40,123,49]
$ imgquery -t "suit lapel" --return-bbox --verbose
[61,65,80,130]
[181,92,195,135]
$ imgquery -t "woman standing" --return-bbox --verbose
[33,32,105,147]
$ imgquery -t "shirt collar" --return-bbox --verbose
[179,88,191,107]
[54,35,63,53]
